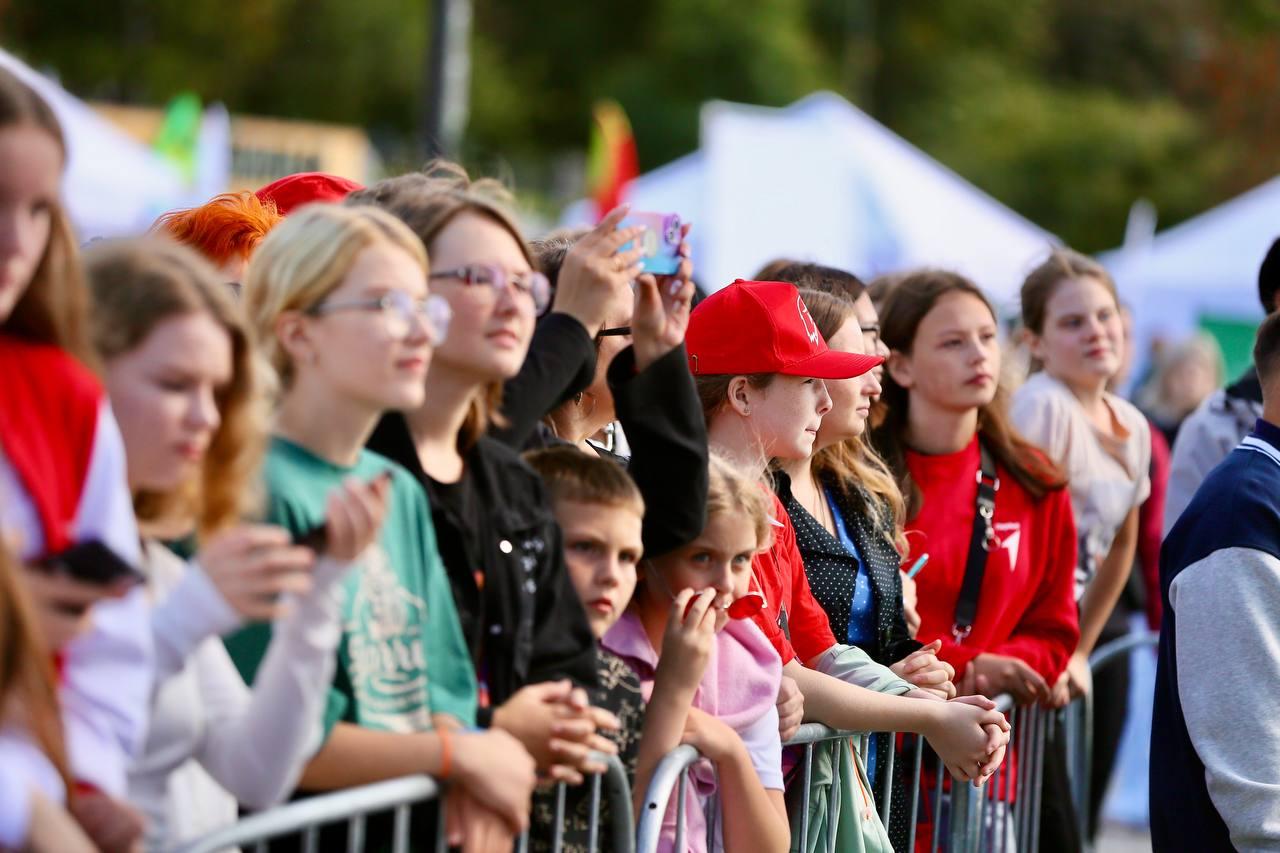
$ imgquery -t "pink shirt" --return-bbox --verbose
[603,611,783,853]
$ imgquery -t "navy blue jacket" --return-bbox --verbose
[1151,418,1280,851]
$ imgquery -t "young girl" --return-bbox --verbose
[83,236,377,846]
[355,165,620,780]
[687,279,1010,850]
[1011,249,1151,842]
[869,269,1080,844]
[0,66,151,848]
[603,454,791,853]
[230,203,536,849]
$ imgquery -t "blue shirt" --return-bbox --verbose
[825,487,878,779]
[825,488,876,647]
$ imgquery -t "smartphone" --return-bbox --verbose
[37,540,144,587]
[619,212,682,276]
[293,470,393,553]
[294,522,328,552]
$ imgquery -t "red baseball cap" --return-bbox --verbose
[686,280,884,379]
[255,172,364,216]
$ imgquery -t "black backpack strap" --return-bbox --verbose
[952,442,999,641]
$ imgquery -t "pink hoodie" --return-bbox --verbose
[603,611,784,852]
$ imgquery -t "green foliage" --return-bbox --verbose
[4,0,1280,251]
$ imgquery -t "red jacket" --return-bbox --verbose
[749,493,839,665]
[905,437,1079,681]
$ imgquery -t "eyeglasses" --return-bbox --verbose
[306,290,451,344]
[597,326,632,339]
[430,264,551,314]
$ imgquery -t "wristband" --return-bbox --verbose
[436,726,453,780]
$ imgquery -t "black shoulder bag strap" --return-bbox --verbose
[952,442,1000,642]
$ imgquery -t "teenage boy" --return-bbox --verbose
[1152,311,1280,850]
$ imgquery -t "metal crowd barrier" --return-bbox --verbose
[635,693,1058,853]
[172,775,442,853]
[176,663,1111,853]
[1063,629,1160,849]
[174,753,634,853]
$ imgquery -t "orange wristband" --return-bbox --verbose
[436,726,453,780]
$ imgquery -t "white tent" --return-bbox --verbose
[1101,176,1280,335]
[0,48,190,239]
[563,92,1058,305]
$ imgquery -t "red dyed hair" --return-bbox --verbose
[152,191,283,268]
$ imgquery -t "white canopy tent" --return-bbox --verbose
[1102,176,1280,336]
[0,48,193,239]
[563,92,1059,306]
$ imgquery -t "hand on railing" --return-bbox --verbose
[891,639,957,699]
[444,789,519,853]
[491,680,621,785]
[959,652,1051,706]
[450,729,538,837]
[1047,650,1092,709]
[775,674,804,742]
[924,694,1010,785]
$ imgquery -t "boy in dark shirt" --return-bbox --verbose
[524,447,649,852]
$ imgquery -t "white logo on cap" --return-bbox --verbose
[797,296,821,345]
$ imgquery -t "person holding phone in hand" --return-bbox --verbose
[82,237,377,848]
[229,203,536,853]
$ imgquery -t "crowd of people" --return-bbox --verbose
[0,63,1271,853]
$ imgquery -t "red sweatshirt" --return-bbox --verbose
[905,436,1079,681]
[750,493,839,666]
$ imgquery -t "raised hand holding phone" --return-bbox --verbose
[553,206,646,336]
[632,218,694,372]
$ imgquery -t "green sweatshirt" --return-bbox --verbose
[226,437,477,737]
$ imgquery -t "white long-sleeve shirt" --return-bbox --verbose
[0,403,153,846]
[128,542,348,849]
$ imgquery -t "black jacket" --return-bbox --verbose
[605,344,708,558]
[523,343,709,560]
[491,312,596,450]
[368,414,598,713]
[775,470,920,666]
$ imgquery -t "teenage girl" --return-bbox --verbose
[232,203,536,850]
[0,66,151,849]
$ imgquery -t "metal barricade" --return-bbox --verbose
[176,753,634,853]
[172,775,443,853]
[1064,629,1160,849]
[635,693,1058,853]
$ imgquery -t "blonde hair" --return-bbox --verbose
[797,288,907,553]
[242,203,428,390]
[706,453,773,553]
[346,160,529,449]
[86,237,267,538]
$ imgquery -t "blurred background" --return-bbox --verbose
[6,6,1280,845]
[7,0,1280,376]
